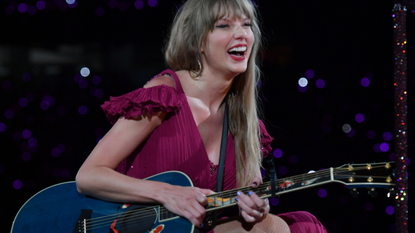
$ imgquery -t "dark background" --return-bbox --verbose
[1,0,413,232]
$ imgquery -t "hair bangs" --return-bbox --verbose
[208,0,255,29]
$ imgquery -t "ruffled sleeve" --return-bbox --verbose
[259,119,274,157]
[101,85,180,125]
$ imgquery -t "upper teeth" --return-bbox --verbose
[228,46,247,52]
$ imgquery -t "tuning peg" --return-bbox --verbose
[387,188,395,198]
[350,188,359,198]
[368,188,377,198]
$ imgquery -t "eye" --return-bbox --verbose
[244,23,252,27]
[216,24,229,28]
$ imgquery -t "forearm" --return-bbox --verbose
[76,166,168,204]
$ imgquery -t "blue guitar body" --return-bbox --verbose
[11,171,194,233]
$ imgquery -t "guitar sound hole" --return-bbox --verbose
[118,206,157,233]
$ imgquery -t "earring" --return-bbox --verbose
[198,60,202,72]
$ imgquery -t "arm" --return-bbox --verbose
[75,76,214,226]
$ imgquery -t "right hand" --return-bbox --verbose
[160,185,215,227]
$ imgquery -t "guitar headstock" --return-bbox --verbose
[333,161,395,190]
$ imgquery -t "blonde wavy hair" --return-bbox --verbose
[165,0,263,187]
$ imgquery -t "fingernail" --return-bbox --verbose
[248,191,253,196]
[237,191,241,196]
[235,197,239,202]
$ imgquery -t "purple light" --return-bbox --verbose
[40,101,50,110]
[365,202,374,211]
[260,168,265,177]
[28,137,38,147]
[74,73,83,83]
[13,180,23,190]
[407,157,411,166]
[22,129,32,139]
[389,153,395,161]
[94,89,104,98]
[19,98,28,107]
[3,80,12,90]
[79,79,88,89]
[273,149,283,158]
[5,5,15,15]
[278,166,288,175]
[57,143,66,153]
[366,130,376,139]
[51,148,61,157]
[92,75,102,84]
[13,132,23,141]
[346,129,355,137]
[43,95,56,106]
[109,0,118,8]
[119,2,128,11]
[380,142,389,152]
[79,105,88,115]
[135,0,144,9]
[318,189,327,198]
[61,169,70,178]
[27,6,36,15]
[22,152,31,162]
[36,1,46,10]
[297,86,307,92]
[18,3,28,13]
[289,155,298,164]
[316,79,325,88]
[305,69,315,79]
[383,132,392,141]
[0,123,5,132]
[355,113,364,123]
[148,0,157,7]
[385,206,394,215]
[373,143,381,153]
[392,14,395,17]
[322,125,331,134]
[5,109,14,119]
[270,197,279,206]
[68,1,77,8]
[22,72,31,82]
[95,7,104,16]
[361,77,370,87]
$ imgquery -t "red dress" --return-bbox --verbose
[101,69,327,233]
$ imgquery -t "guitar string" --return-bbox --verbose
[83,165,391,230]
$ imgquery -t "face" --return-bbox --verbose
[201,13,255,77]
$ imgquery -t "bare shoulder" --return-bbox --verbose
[144,75,175,89]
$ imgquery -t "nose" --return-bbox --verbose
[234,25,248,39]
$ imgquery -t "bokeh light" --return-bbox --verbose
[19,98,28,107]
[298,86,307,92]
[148,0,157,7]
[51,148,61,157]
[342,124,352,133]
[0,123,5,132]
[365,202,374,211]
[95,7,105,16]
[385,206,394,215]
[22,152,32,162]
[278,166,288,175]
[92,75,102,84]
[80,67,90,77]
[68,1,77,8]
[74,73,83,83]
[380,142,389,152]
[57,143,66,153]
[28,137,38,147]
[22,129,32,139]
[273,149,282,158]
[5,109,14,119]
[18,3,27,13]
[40,100,50,110]
[298,77,308,87]
[79,79,88,89]
[355,113,364,123]
[66,0,75,4]
[36,1,46,10]
[373,143,381,153]
[383,132,392,141]
[135,0,144,9]
[79,105,88,115]
[305,69,315,79]
[270,197,279,206]
[367,130,376,139]
[13,180,23,190]
[316,79,325,88]
[318,189,327,198]
[361,77,370,87]
[407,157,411,166]
[289,155,298,164]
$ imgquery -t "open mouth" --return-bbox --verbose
[227,46,247,57]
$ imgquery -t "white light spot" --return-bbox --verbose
[342,124,352,133]
[308,170,315,174]
[66,0,75,4]
[298,77,308,87]
[80,67,90,77]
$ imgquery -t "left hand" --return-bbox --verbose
[235,174,270,223]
